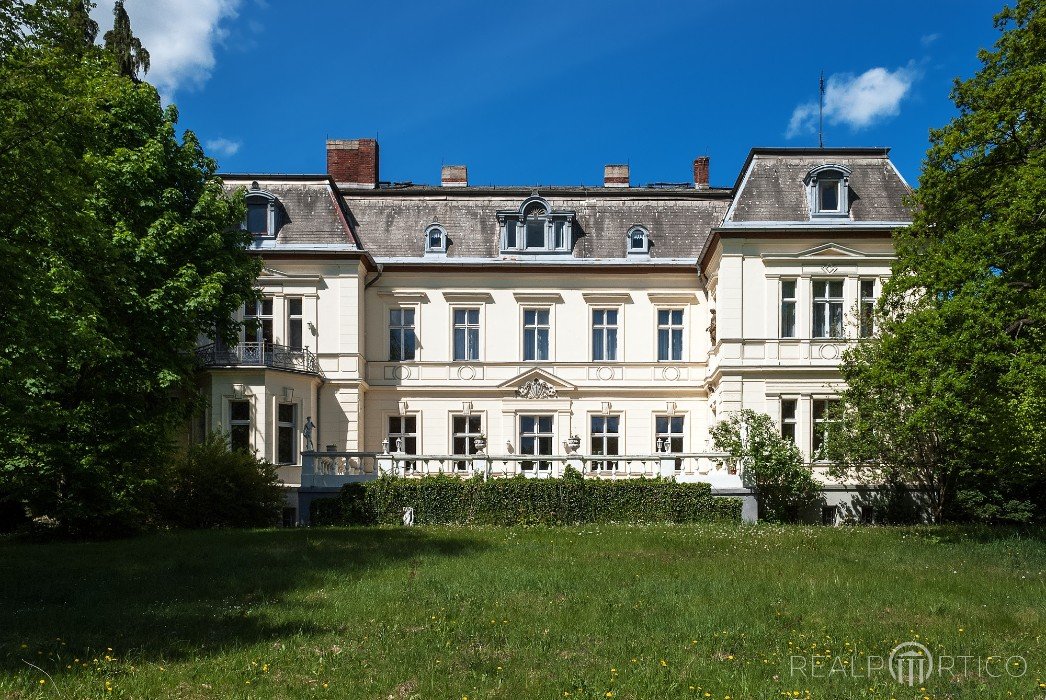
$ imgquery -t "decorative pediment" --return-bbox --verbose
[793,243,867,258]
[498,368,575,398]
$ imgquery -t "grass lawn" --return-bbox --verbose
[0,525,1044,699]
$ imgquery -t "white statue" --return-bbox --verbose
[402,507,415,526]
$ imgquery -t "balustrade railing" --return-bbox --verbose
[196,342,319,375]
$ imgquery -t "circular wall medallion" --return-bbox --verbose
[457,365,477,381]
[818,344,840,360]
[597,366,614,381]
[393,365,411,380]
[662,366,681,381]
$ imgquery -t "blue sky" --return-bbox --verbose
[96,0,1004,188]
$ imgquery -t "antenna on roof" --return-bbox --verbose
[818,70,826,149]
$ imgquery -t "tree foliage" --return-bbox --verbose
[102,0,148,81]
[828,0,1046,524]
[710,410,819,523]
[0,0,260,535]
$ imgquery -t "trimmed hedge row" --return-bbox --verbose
[310,473,742,526]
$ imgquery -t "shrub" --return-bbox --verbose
[161,434,285,529]
[315,475,742,526]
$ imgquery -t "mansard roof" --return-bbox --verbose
[339,187,731,261]
[221,175,362,249]
[722,147,913,226]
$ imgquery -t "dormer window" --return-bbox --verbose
[805,165,851,219]
[243,182,279,237]
[497,196,575,254]
[627,225,650,255]
[425,223,447,254]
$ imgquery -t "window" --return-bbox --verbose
[812,280,844,339]
[812,398,840,458]
[452,414,483,470]
[277,403,296,464]
[498,197,574,253]
[453,308,480,361]
[627,226,649,254]
[592,309,619,361]
[389,308,417,361]
[287,297,303,349]
[425,224,447,253]
[388,415,418,470]
[859,279,875,338]
[244,298,274,346]
[590,415,620,472]
[522,308,550,361]
[243,186,278,236]
[781,399,797,442]
[805,165,851,217]
[657,309,684,361]
[655,415,685,469]
[821,505,838,526]
[519,415,553,471]
[781,279,797,338]
[230,399,251,452]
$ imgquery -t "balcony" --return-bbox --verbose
[196,342,320,375]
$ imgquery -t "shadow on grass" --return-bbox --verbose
[0,527,486,671]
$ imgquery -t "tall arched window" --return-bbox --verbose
[804,165,852,218]
[497,196,575,253]
[425,223,447,253]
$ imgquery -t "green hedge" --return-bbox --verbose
[310,473,742,526]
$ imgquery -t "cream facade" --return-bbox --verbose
[198,142,913,523]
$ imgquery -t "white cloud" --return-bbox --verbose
[204,137,241,156]
[91,0,243,99]
[921,32,941,47]
[786,63,918,139]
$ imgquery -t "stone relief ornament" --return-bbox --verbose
[516,378,558,399]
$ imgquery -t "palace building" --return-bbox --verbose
[197,139,913,523]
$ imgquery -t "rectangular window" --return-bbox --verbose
[287,297,303,349]
[821,505,838,526]
[389,308,417,361]
[781,279,797,338]
[812,280,844,339]
[244,298,274,346]
[819,180,840,211]
[229,399,251,452]
[504,220,518,249]
[657,309,684,361]
[452,308,480,361]
[523,308,550,361]
[812,398,840,458]
[859,279,875,338]
[246,202,269,235]
[590,415,620,472]
[452,414,483,470]
[553,220,566,249]
[519,415,553,471]
[781,399,797,443]
[277,403,296,464]
[525,219,546,248]
[388,415,418,470]
[655,415,685,469]
[591,309,619,361]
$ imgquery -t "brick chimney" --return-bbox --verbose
[604,164,629,188]
[693,156,710,189]
[441,165,468,187]
[327,139,379,188]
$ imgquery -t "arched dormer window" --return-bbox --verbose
[804,165,852,218]
[425,223,447,254]
[496,195,575,254]
[627,225,650,255]
[243,182,280,237]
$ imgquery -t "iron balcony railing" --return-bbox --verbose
[196,342,320,375]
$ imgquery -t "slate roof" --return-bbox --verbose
[340,188,731,260]
[724,148,913,225]
[222,176,360,248]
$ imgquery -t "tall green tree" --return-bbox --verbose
[0,0,259,534]
[828,0,1046,523]
[103,0,149,81]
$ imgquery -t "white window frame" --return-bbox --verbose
[591,307,620,362]
[656,307,685,362]
[387,413,419,470]
[812,398,840,459]
[450,412,484,470]
[451,307,481,361]
[805,165,851,219]
[780,398,798,443]
[518,414,555,471]
[286,296,304,350]
[589,413,622,472]
[859,278,877,338]
[243,297,274,346]
[521,306,551,362]
[780,279,797,339]
[812,279,844,339]
[229,398,252,452]
[654,414,686,470]
[498,196,574,254]
[626,225,650,255]
[424,223,447,254]
[276,402,297,465]
[388,306,418,362]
